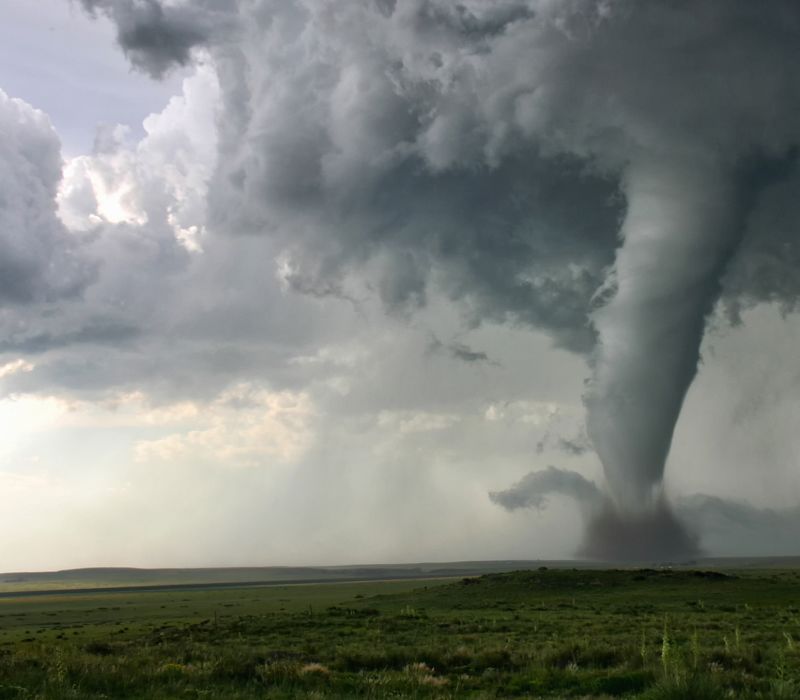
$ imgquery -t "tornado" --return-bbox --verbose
[583,156,744,557]
[490,152,792,560]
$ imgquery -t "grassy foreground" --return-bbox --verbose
[1,568,800,698]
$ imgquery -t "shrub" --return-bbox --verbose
[83,641,115,656]
[641,672,727,700]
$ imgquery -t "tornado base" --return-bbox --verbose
[579,498,700,562]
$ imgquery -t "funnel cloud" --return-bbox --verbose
[587,159,740,511]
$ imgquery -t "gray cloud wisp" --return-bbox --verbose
[489,466,604,517]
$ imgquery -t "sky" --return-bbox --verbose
[1,0,800,571]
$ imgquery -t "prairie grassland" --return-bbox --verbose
[1,569,800,698]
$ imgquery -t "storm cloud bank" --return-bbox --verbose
[74,0,800,558]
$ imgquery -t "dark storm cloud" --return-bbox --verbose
[83,14,800,402]
[74,0,800,342]
[185,0,625,353]
[77,0,233,78]
[0,319,139,355]
[62,0,800,558]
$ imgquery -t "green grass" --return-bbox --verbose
[2,568,800,697]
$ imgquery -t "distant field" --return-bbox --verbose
[4,558,799,594]
[2,568,800,698]
[0,561,550,594]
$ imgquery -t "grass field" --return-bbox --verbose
[1,568,800,698]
